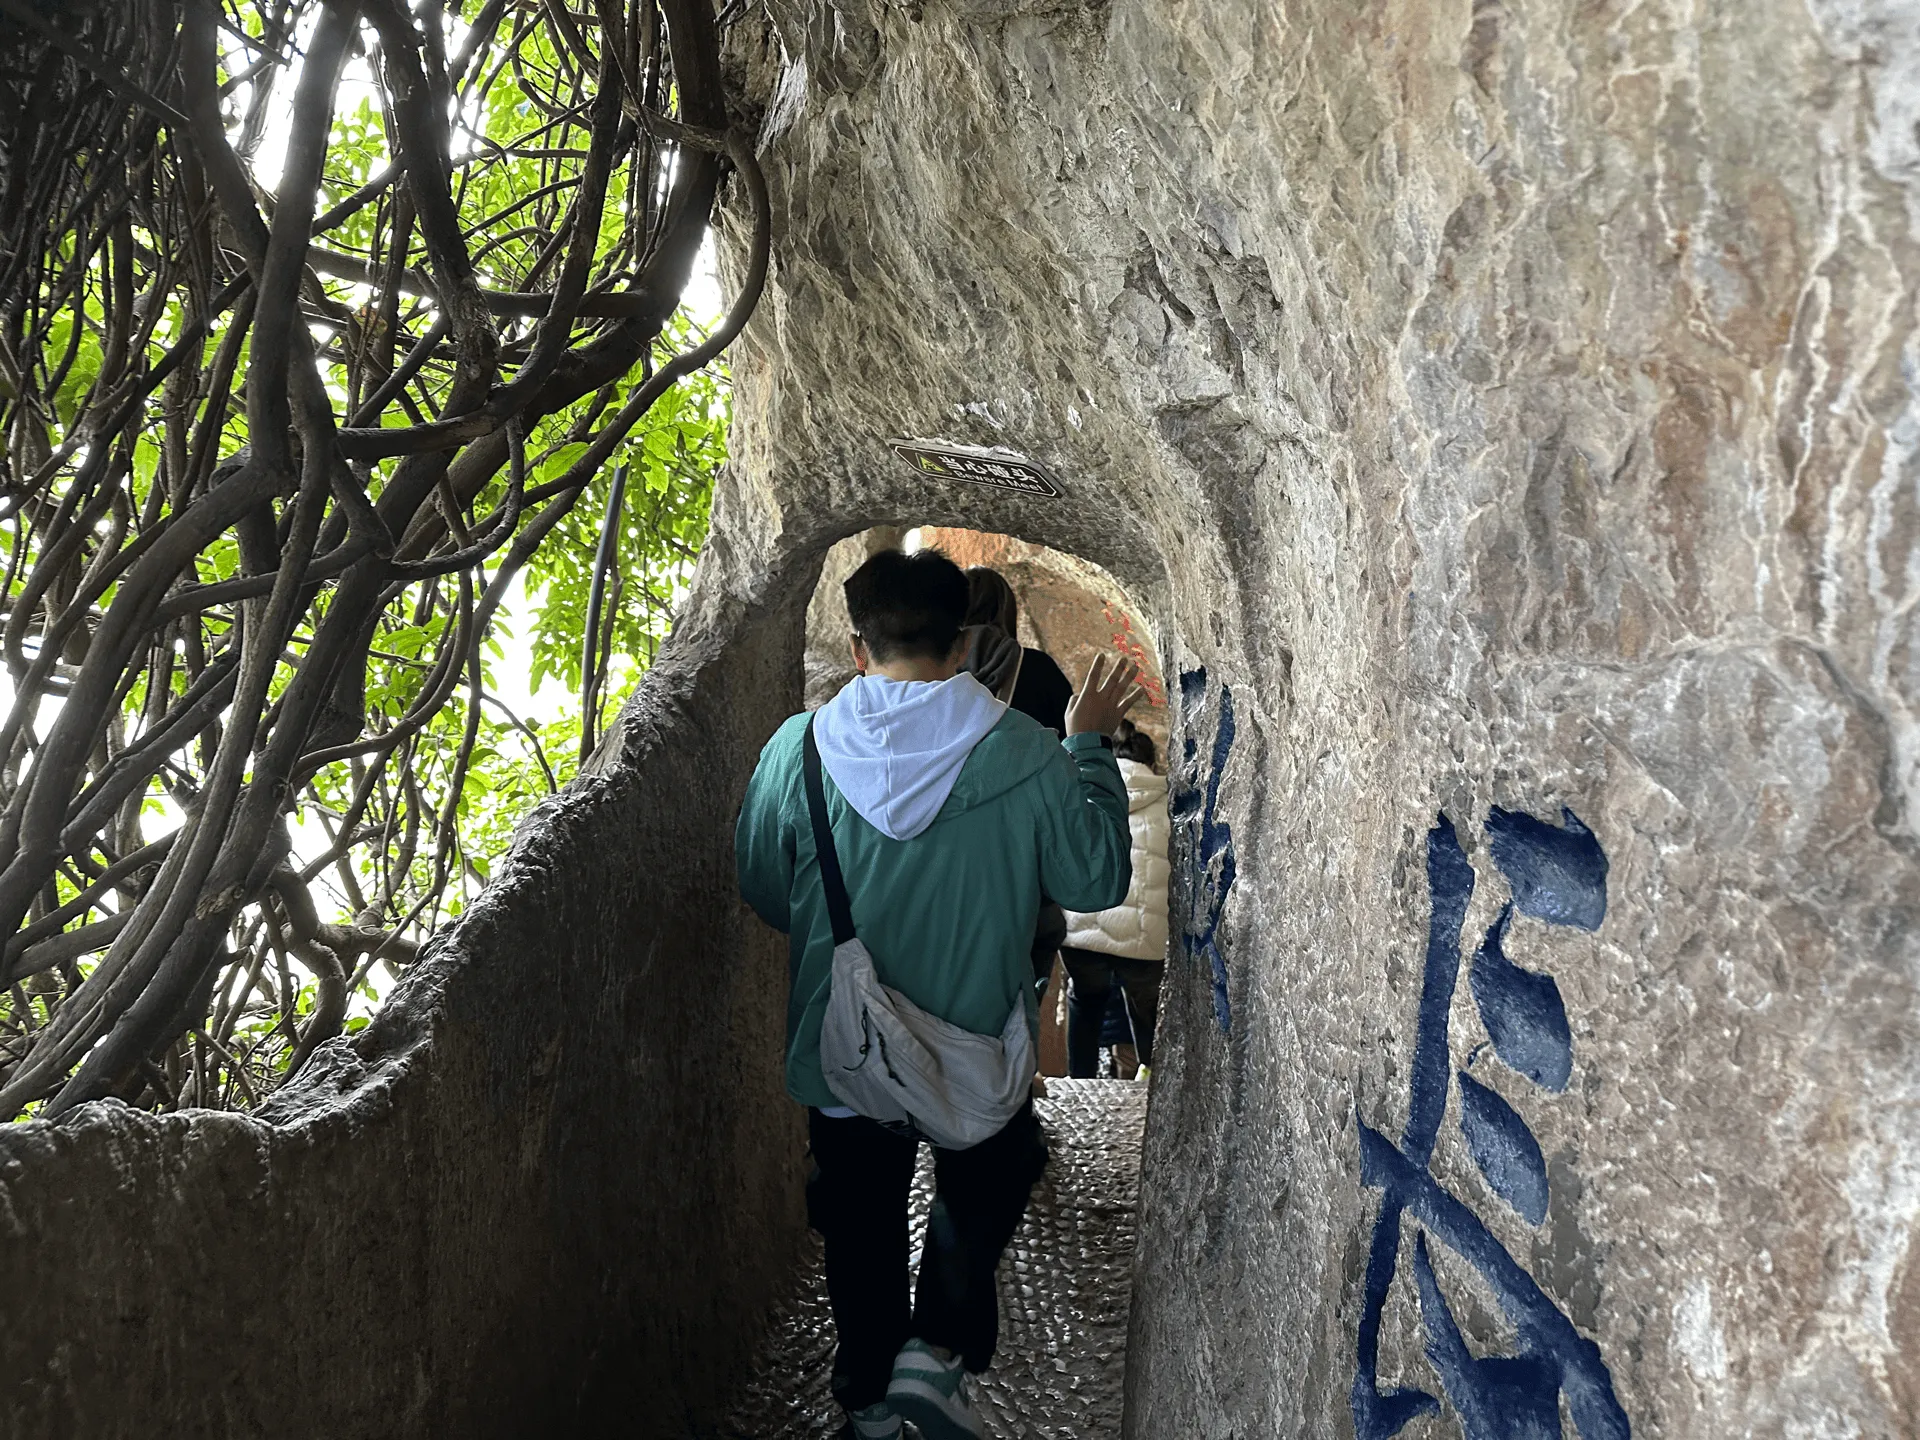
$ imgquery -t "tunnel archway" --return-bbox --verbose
[716,513,1192,1435]
[801,522,1169,740]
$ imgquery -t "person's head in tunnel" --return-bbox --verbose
[1112,719,1158,771]
[963,566,1019,636]
[956,565,1074,740]
[843,547,969,681]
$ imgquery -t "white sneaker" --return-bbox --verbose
[843,1400,902,1440]
[886,1338,983,1440]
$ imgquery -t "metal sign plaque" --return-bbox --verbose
[889,439,1064,499]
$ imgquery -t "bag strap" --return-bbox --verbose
[802,717,857,946]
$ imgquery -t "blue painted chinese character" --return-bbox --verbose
[1172,669,1237,1033]
[1352,810,1628,1440]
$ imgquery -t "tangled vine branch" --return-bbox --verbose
[0,0,764,1119]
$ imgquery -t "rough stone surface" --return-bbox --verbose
[715,1,1920,1435]
[723,1079,1145,1440]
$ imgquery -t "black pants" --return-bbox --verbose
[806,1104,1048,1411]
[1031,901,1067,988]
[1060,947,1162,1077]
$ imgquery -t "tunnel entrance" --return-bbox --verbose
[802,525,1168,754]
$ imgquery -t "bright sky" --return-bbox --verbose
[239,19,725,719]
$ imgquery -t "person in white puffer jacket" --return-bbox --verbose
[1058,722,1170,1077]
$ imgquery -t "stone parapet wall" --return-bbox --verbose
[0,575,812,1437]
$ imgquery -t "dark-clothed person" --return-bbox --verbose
[962,567,1073,738]
[1059,723,1169,1076]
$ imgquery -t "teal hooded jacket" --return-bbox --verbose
[735,690,1133,1111]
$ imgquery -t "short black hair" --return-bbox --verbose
[844,548,969,662]
[963,567,1018,634]
[1114,718,1157,768]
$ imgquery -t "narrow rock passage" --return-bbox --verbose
[723,1079,1149,1439]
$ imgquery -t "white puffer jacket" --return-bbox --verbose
[1061,759,1170,962]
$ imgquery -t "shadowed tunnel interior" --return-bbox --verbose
[3,1,1919,1437]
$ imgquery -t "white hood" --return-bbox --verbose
[812,671,1007,841]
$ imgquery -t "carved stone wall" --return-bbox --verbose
[721,0,1920,1435]
[0,570,814,1437]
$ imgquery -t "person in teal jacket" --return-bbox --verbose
[736,547,1139,1440]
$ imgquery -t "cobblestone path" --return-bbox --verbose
[723,1079,1149,1439]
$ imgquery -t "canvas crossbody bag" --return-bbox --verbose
[803,717,1034,1150]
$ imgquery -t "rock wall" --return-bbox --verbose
[721,0,1920,1435]
[0,565,813,1437]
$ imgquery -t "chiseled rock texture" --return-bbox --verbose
[721,0,1920,1436]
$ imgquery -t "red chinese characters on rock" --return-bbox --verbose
[1105,604,1165,708]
